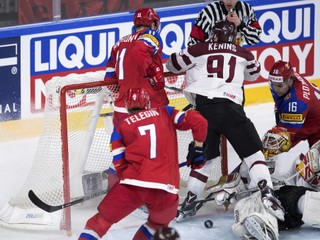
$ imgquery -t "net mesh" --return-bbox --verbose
[0,71,224,230]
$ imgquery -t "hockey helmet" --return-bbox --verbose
[212,20,237,43]
[268,60,294,83]
[125,88,150,112]
[133,8,160,31]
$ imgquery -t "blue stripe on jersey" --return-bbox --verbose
[111,129,122,142]
[165,105,185,124]
[165,105,175,116]
[113,151,125,162]
[79,232,98,240]
[139,224,153,240]
[105,72,115,77]
[176,112,185,124]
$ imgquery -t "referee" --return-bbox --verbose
[188,0,261,46]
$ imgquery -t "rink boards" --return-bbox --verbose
[0,0,320,141]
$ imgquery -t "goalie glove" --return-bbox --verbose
[146,63,164,90]
[186,141,206,169]
[262,126,292,159]
[296,141,320,186]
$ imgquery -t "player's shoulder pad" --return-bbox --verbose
[139,29,163,47]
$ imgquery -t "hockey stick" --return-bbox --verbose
[29,162,187,213]
[179,161,187,168]
[28,189,108,213]
[195,192,215,209]
[165,85,183,93]
[30,162,189,213]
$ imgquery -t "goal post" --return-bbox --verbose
[59,81,113,233]
[0,70,228,233]
[0,71,116,231]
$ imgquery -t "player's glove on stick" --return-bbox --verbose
[146,63,165,89]
[186,141,206,169]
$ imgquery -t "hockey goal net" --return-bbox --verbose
[0,70,227,232]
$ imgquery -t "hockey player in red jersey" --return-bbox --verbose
[78,88,207,240]
[263,60,320,188]
[104,8,169,190]
[104,8,169,124]
[166,20,284,222]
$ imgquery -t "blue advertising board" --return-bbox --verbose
[0,37,21,121]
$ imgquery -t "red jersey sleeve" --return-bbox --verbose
[167,106,207,142]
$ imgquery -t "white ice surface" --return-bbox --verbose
[1,102,319,239]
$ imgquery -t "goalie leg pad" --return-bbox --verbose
[274,185,310,230]
[302,190,320,228]
[244,213,279,240]
[232,192,278,240]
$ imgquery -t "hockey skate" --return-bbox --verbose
[244,214,278,240]
[258,180,285,221]
[176,191,197,222]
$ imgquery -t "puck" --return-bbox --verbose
[204,219,213,228]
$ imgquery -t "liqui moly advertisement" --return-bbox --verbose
[250,1,316,83]
[0,0,319,122]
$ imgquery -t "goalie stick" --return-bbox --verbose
[28,189,108,213]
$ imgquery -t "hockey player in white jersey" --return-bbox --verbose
[165,20,284,223]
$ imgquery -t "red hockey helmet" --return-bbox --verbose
[154,227,180,240]
[125,88,150,112]
[268,60,294,83]
[212,20,237,43]
[133,8,160,31]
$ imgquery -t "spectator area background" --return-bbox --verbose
[0,0,205,26]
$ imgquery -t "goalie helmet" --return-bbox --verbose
[133,8,160,31]
[154,227,180,240]
[262,127,292,158]
[212,20,237,43]
[268,60,294,83]
[125,88,150,112]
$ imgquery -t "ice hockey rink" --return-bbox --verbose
[1,102,319,240]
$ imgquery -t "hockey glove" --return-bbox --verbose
[146,63,165,90]
[262,127,292,159]
[186,141,206,170]
[296,142,320,187]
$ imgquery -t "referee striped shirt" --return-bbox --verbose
[188,1,261,46]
